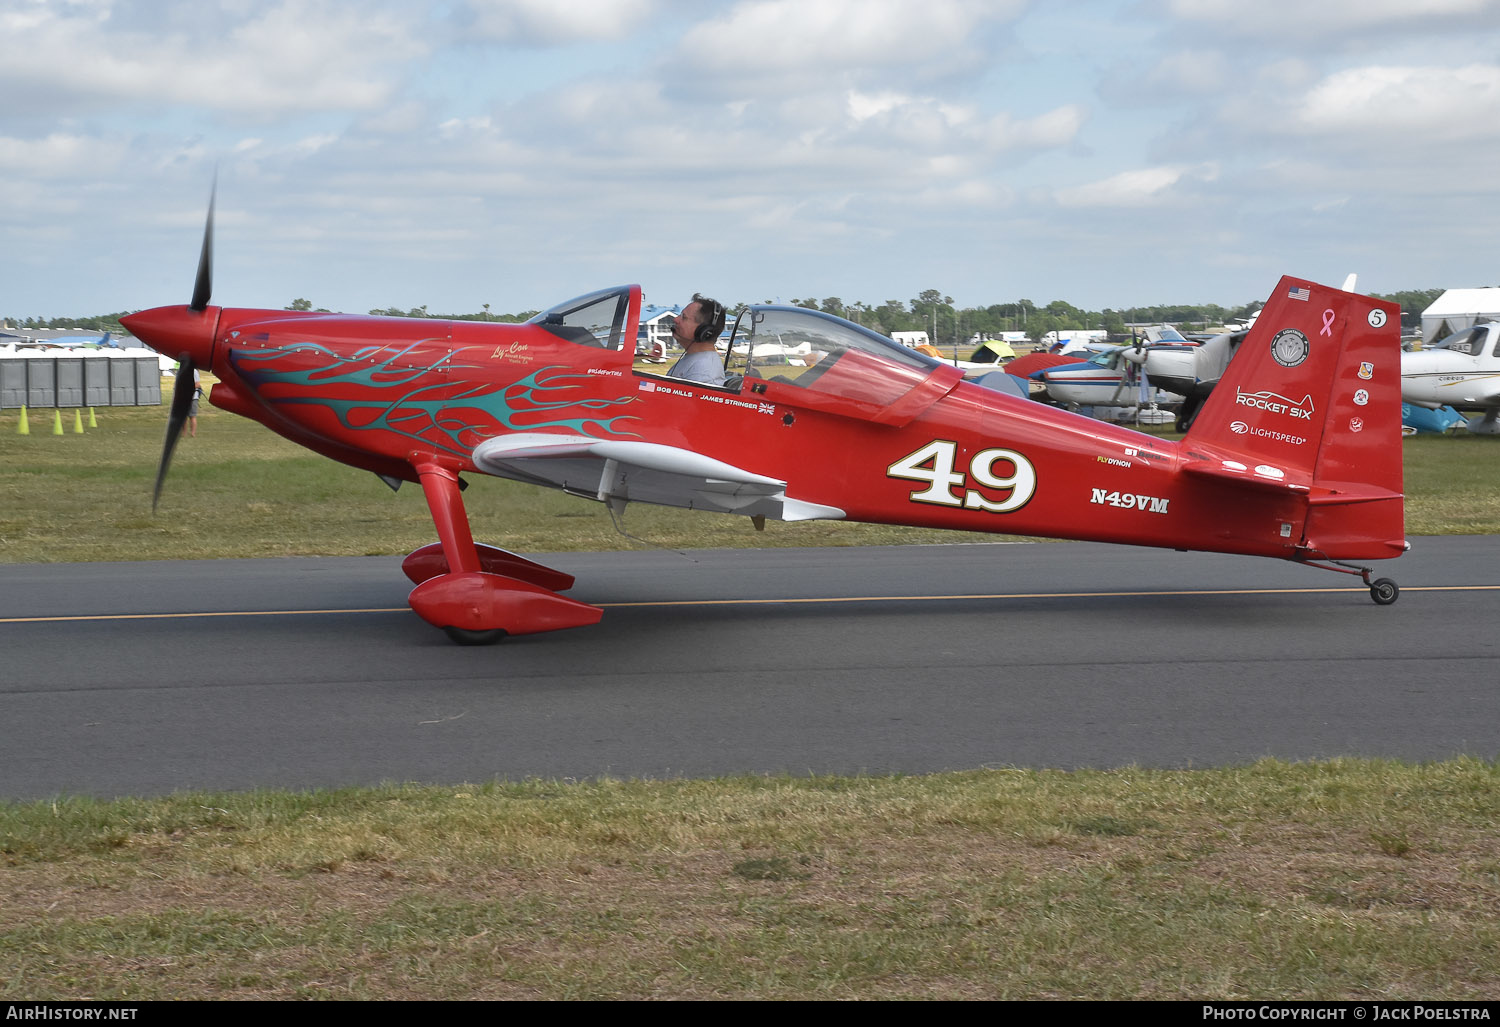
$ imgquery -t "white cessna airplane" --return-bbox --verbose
[1401,321,1500,434]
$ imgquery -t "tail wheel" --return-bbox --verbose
[1370,578,1399,606]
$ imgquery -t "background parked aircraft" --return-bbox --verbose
[1401,321,1500,434]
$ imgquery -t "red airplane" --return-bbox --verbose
[124,195,1407,644]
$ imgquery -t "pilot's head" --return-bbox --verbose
[674,293,725,348]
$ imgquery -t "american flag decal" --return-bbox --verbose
[1288,286,1311,301]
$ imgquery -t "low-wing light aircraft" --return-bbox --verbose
[124,194,1408,643]
[1401,321,1500,435]
[1038,343,1186,420]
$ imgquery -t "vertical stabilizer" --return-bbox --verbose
[1183,275,1404,560]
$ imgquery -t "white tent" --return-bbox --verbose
[1421,288,1500,345]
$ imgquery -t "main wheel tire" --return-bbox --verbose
[1370,578,1399,606]
[443,626,507,645]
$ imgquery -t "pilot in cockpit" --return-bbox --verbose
[667,293,728,386]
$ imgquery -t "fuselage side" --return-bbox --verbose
[123,280,1401,568]
[132,304,1307,561]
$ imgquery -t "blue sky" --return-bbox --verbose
[3,0,1498,319]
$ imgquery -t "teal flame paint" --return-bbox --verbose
[230,342,640,456]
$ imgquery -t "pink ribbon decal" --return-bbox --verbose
[1320,309,1335,337]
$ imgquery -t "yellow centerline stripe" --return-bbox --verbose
[1,585,1496,625]
[604,585,1500,607]
[0,608,411,623]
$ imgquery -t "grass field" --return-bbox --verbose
[3,761,1498,1000]
[1,398,1497,563]
[2,398,1499,1000]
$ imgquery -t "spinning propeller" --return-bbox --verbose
[151,179,215,513]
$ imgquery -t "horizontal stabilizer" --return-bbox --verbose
[1181,445,1311,494]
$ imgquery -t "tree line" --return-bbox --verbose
[6,288,1450,345]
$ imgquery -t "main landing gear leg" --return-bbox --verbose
[1300,558,1400,606]
[405,460,603,644]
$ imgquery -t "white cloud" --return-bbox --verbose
[847,90,904,122]
[685,0,996,65]
[465,0,661,43]
[0,0,427,118]
[987,105,1085,151]
[0,133,130,180]
[912,177,1007,209]
[292,133,340,155]
[1054,163,1218,208]
[1296,64,1500,142]
[4,2,1499,318]
[825,90,1082,157]
[1166,0,1499,37]
[677,0,1023,95]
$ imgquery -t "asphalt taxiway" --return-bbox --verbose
[2,537,1497,799]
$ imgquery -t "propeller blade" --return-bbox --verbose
[189,176,216,312]
[152,355,196,512]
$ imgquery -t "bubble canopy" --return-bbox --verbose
[726,305,945,382]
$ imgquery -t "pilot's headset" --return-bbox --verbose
[692,293,727,343]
